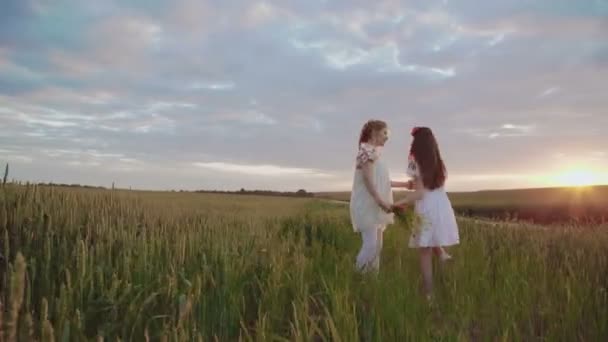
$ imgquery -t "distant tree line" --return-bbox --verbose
[192,188,314,198]
[28,181,313,198]
[35,182,108,189]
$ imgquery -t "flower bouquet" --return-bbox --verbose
[391,204,422,234]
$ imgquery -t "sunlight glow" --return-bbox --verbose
[550,167,605,187]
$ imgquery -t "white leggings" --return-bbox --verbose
[356,225,385,272]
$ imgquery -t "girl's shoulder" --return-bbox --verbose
[359,143,377,155]
[356,143,379,168]
[406,154,419,177]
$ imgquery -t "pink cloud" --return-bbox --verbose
[87,15,164,69]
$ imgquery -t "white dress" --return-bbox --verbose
[407,157,460,248]
[350,143,394,232]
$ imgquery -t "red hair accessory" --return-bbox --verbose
[411,126,420,136]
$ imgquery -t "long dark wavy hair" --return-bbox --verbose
[409,127,446,190]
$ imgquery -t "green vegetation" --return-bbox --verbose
[317,186,608,223]
[0,184,606,340]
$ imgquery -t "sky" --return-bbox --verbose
[1,0,607,192]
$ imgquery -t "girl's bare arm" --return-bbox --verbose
[361,162,381,202]
[391,180,414,189]
[394,190,423,206]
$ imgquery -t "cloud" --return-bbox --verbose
[193,161,334,178]
[538,86,560,98]
[461,123,537,139]
[188,81,235,91]
[501,123,534,132]
[0,0,607,191]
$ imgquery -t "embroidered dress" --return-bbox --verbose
[350,143,394,232]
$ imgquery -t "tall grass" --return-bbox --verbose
[0,183,607,341]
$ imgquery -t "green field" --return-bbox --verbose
[317,185,608,223]
[1,184,607,340]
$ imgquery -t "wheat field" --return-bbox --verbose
[0,183,607,341]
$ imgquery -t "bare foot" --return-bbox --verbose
[440,252,453,262]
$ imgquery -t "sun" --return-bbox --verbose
[551,168,602,187]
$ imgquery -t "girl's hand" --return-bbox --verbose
[393,199,406,207]
[391,204,406,213]
[406,180,415,190]
[377,200,392,213]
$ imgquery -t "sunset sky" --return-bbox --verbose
[1,0,607,192]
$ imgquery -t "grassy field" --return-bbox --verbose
[317,185,608,224]
[1,184,607,341]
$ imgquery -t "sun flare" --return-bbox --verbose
[551,168,604,187]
